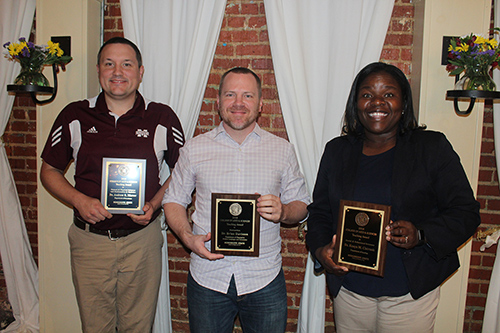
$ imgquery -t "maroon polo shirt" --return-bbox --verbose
[41,92,184,230]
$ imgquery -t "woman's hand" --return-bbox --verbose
[315,235,349,276]
[386,220,418,249]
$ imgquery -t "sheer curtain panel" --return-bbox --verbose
[0,0,38,332]
[264,1,394,331]
[119,1,226,331]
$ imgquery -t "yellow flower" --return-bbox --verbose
[456,43,469,52]
[475,35,488,45]
[7,43,19,56]
[46,40,64,57]
[489,38,498,49]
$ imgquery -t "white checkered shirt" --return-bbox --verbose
[163,123,310,295]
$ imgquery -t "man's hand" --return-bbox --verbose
[73,196,112,224]
[257,194,283,223]
[257,194,307,225]
[164,202,224,261]
[128,201,154,225]
[315,235,349,276]
[183,232,224,260]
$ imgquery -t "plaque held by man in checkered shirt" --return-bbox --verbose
[211,193,260,257]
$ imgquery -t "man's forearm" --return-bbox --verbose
[280,201,308,225]
[163,202,193,241]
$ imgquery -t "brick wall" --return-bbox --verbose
[3,0,497,332]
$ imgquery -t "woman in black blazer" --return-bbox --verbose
[306,62,480,332]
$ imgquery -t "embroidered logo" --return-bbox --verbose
[136,129,149,138]
[87,126,98,134]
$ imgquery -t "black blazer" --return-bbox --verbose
[306,130,480,299]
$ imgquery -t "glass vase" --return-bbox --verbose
[14,62,50,86]
[454,64,496,91]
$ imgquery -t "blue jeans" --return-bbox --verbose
[187,269,287,333]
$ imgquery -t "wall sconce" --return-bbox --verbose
[443,35,500,115]
[5,36,71,105]
[446,89,500,116]
[7,64,59,105]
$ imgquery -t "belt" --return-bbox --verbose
[73,217,141,240]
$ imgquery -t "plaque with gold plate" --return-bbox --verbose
[211,193,260,257]
[334,200,391,277]
[101,158,146,215]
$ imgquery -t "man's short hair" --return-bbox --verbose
[219,67,262,99]
[97,37,143,67]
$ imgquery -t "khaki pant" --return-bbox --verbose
[333,286,440,333]
[68,216,163,333]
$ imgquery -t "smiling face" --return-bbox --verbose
[356,71,403,141]
[217,72,263,142]
[97,43,144,107]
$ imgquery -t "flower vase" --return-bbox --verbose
[14,62,50,86]
[454,64,496,91]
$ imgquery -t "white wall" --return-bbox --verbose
[36,0,101,331]
[412,0,490,331]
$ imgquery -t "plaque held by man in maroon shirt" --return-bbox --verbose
[101,158,146,215]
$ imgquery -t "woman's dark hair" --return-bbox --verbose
[342,62,424,137]
[97,37,143,67]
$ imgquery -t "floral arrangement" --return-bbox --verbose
[446,29,500,91]
[446,32,500,75]
[3,37,72,86]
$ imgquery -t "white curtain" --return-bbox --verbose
[483,2,500,331]
[120,1,226,332]
[0,0,38,332]
[264,1,394,331]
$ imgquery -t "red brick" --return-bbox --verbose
[487,199,500,211]
[381,48,400,61]
[236,44,271,56]
[249,17,267,29]
[478,183,500,196]
[232,30,259,43]
[479,169,494,182]
[392,5,414,18]
[227,17,245,28]
[225,3,240,15]
[481,141,495,154]
[241,3,259,15]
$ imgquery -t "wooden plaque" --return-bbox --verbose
[334,200,391,277]
[211,193,260,257]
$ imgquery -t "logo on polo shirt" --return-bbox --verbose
[87,126,98,134]
[136,129,149,138]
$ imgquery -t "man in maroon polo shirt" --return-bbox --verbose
[40,37,184,332]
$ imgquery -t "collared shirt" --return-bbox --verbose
[163,123,310,295]
[41,92,184,230]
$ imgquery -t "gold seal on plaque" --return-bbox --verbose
[355,212,370,227]
[229,203,243,216]
[118,165,129,176]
